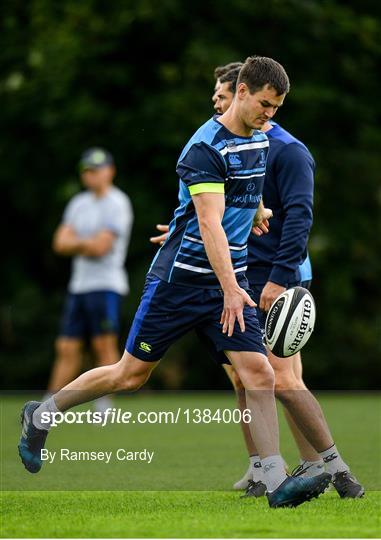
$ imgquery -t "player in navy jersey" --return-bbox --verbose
[215,65,364,499]
[152,63,364,499]
[18,56,331,509]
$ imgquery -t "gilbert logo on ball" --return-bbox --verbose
[265,287,316,358]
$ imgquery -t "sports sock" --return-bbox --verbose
[250,454,264,483]
[300,458,325,478]
[94,395,113,414]
[261,455,287,492]
[32,397,59,431]
[319,444,349,475]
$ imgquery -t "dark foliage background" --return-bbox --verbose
[1,0,380,390]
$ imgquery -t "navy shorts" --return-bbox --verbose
[204,279,312,365]
[59,291,122,338]
[125,276,266,362]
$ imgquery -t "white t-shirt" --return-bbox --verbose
[62,186,133,294]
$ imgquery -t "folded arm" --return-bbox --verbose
[53,224,115,257]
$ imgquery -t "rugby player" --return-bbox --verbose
[18,56,331,508]
[151,63,364,499]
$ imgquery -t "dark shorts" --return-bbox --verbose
[59,291,122,338]
[205,279,312,365]
[125,276,266,362]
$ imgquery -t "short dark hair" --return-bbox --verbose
[219,67,241,95]
[214,61,243,80]
[237,56,290,95]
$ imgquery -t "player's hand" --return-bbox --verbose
[150,224,169,245]
[252,217,270,236]
[259,281,286,312]
[252,207,273,236]
[220,287,256,337]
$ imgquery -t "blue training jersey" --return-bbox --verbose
[149,116,269,288]
[246,121,314,286]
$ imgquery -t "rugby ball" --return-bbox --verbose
[265,287,316,358]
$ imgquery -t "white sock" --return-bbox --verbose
[94,395,113,414]
[250,454,264,483]
[319,444,349,475]
[32,397,59,431]
[300,459,325,478]
[261,455,287,492]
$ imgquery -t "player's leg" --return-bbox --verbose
[195,326,263,491]
[281,280,324,470]
[18,350,158,473]
[223,364,257,454]
[225,350,331,507]
[225,351,278,455]
[271,349,364,497]
[52,350,157,410]
[283,409,324,468]
[18,276,198,474]
[201,297,330,507]
[292,349,303,380]
[47,338,83,392]
[19,277,163,474]
[252,281,331,476]
[272,350,334,450]
[281,352,324,474]
[222,363,264,491]
[272,350,334,447]
[46,293,86,393]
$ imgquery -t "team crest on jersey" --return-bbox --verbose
[228,153,242,168]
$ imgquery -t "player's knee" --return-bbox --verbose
[110,369,145,393]
[258,361,275,388]
[55,339,81,361]
[119,374,147,392]
[274,373,304,400]
[55,339,69,356]
[241,358,275,390]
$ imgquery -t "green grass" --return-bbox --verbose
[1,392,380,537]
[2,491,380,538]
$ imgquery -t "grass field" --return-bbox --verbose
[1,392,380,538]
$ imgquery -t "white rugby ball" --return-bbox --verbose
[265,287,316,358]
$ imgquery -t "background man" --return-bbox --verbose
[151,63,364,499]
[19,56,331,509]
[47,147,133,413]
[213,62,243,104]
